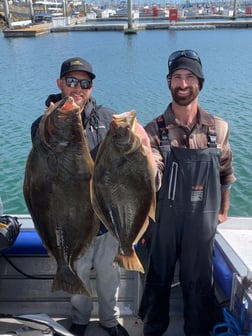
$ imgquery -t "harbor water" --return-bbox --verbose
[0,28,252,216]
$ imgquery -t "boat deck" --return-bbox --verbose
[0,315,185,335]
[0,215,185,335]
[1,216,252,335]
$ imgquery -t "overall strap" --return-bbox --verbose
[157,114,217,148]
[156,115,170,164]
[156,115,170,145]
[207,116,217,148]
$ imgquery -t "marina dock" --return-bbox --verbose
[2,18,252,37]
[3,23,52,37]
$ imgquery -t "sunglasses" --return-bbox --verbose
[168,50,202,68]
[64,77,92,89]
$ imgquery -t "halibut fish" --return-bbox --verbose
[23,97,98,296]
[91,110,156,273]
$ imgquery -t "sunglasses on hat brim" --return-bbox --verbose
[168,50,202,68]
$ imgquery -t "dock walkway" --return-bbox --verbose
[2,19,252,37]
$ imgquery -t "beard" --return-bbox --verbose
[171,86,199,106]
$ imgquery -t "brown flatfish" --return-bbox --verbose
[91,110,156,273]
[23,96,98,296]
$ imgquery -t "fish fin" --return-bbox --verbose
[115,250,145,273]
[52,265,91,297]
[134,216,151,246]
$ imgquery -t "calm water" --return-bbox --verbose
[0,28,252,216]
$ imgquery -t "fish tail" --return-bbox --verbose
[115,250,145,273]
[52,266,91,297]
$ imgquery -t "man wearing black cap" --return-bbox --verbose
[31,57,129,336]
[138,50,236,335]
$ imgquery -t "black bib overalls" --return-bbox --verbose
[139,123,221,336]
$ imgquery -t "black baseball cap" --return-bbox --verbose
[60,57,96,80]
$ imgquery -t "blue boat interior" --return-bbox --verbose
[2,229,233,301]
[4,230,47,255]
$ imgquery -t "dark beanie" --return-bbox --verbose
[168,56,204,80]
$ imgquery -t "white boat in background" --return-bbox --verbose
[33,0,64,16]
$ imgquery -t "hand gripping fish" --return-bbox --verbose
[91,110,156,273]
[23,97,99,296]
